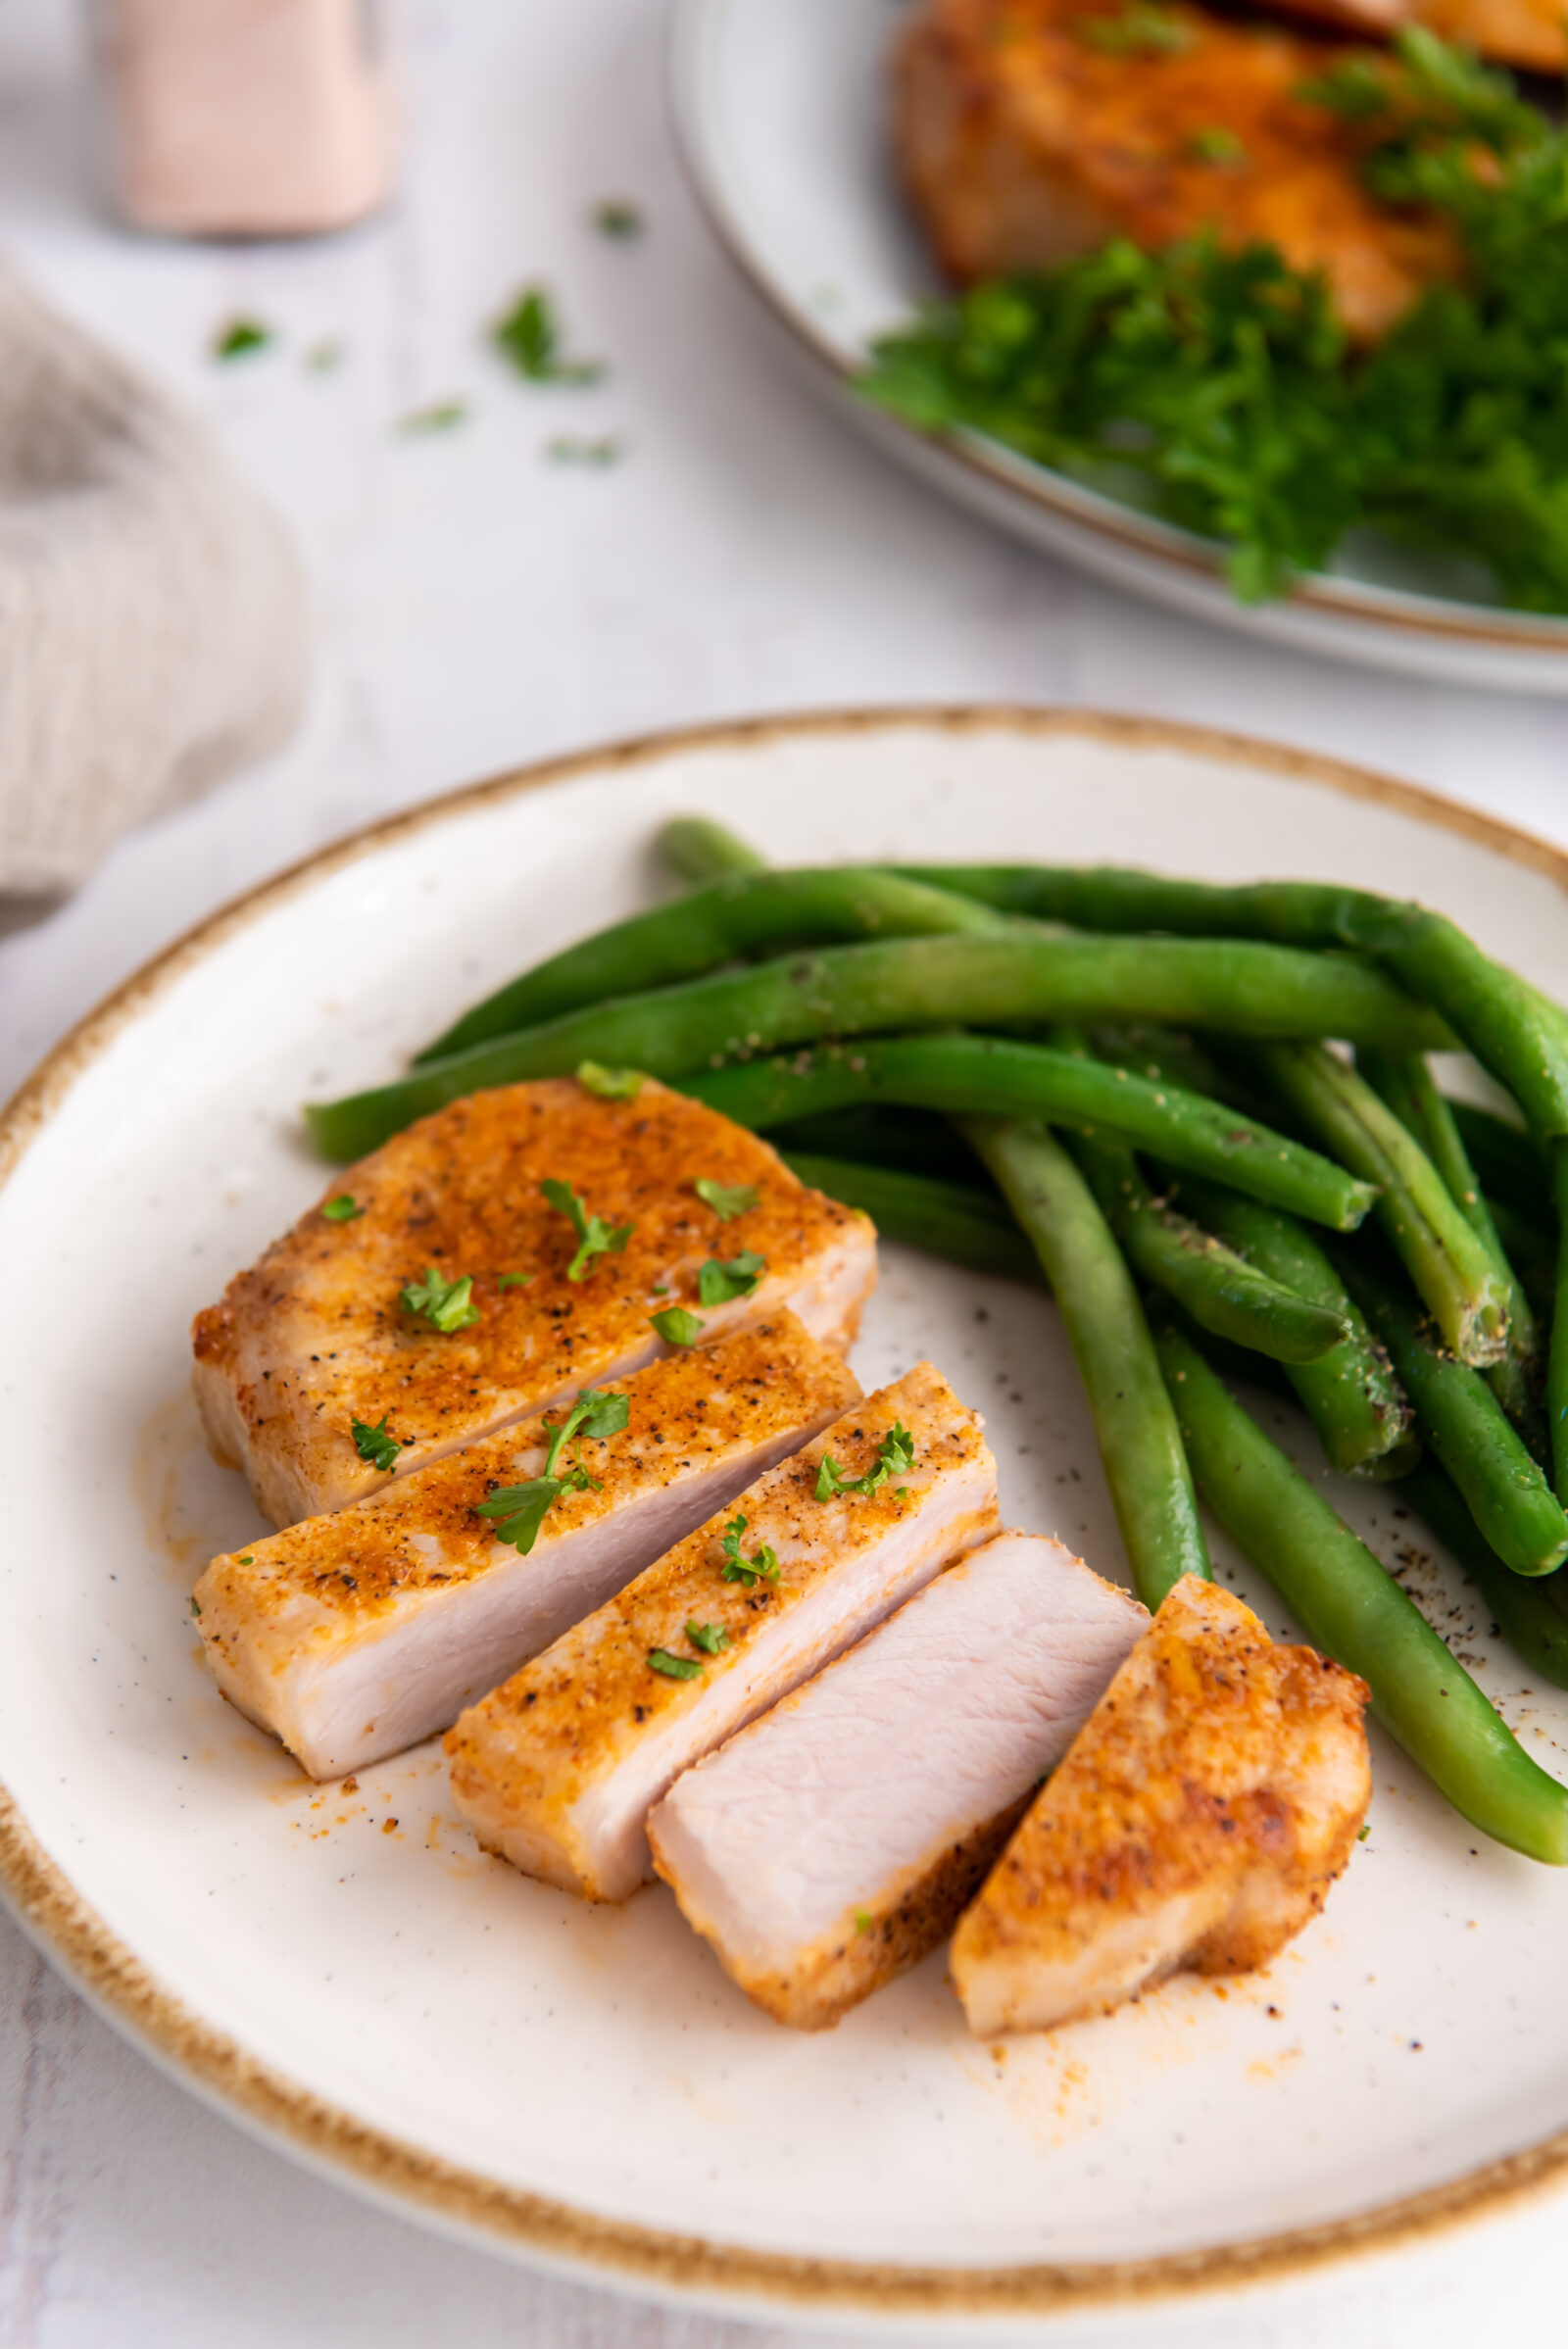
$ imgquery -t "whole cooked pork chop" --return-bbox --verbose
[894,0,1458,339]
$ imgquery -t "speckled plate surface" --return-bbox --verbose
[668,0,1568,694]
[5,709,1568,2334]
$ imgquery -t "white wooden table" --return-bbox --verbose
[2,2,1567,2341]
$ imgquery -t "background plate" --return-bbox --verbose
[667,0,1568,695]
[6,709,1568,2332]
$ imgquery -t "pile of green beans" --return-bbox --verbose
[304,818,1568,1864]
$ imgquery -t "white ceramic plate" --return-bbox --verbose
[7,709,1568,2334]
[667,0,1568,695]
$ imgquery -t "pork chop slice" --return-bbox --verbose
[446,1364,1000,1902]
[648,1532,1148,2030]
[894,0,1458,340]
[192,1315,858,1781]
[951,1575,1371,2035]
[193,1074,876,1526]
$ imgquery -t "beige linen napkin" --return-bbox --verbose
[0,260,309,899]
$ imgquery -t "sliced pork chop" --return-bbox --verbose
[894,0,1458,341]
[446,1365,1000,1903]
[193,1315,858,1781]
[648,1532,1147,2030]
[951,1575,1371,2036]
[193,1074,876,1526]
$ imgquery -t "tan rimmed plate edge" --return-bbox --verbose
[663,0,1568,661]
[6,704,1568,2325]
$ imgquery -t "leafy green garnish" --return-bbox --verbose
[1187,126,1246,166]
[719,1512,779,1587]
[399,1267,480,1332]
[190,1594,202,1618]
[685,1620,730,1655]
[815,1422,916,1504]
[858,30,1568,612]
[474,1387,629,1553]
[494,287,604,385]
[547,436,624,467]
[648,1647,703,1680]
[650,1304,706,1346]
[213,318,271,361]
[352,1414,401,1473]
[576,1059,643,1100]
[854,1908,873,1935]
[542,1177,635,1281]
[592,199,644,240]
[697,1250,765,1306]
[321,1194,364,1223]
[694,1178,760,1221]
[397,399,468,436]
[1077,4,1193,54]
[496,1271,533,1289]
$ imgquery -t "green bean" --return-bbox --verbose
[960,1116,1210,1608]
[1165,1175,1416,1477]
[1338,1252,1568,1577]
[308,931,1453,1161]
[1399,1460,1568,1694]
[1085,1023,1247,1107]
[416,869,1013,1062]
[1491,1197,1557,1324]
[1549,1144,1568,1509]
[1155,1316,1568,1864]
[1068,1130,1350,1363]
[682,1034,1376,1228]
[1359,1049,1543,1449]
[898,864,1568,1135]
[1232,1041,1511,1368]
[656,816,768,883]
[779,1152,1043,1287]
[1448,1101,1550,1221]
[770,1104,985,1185]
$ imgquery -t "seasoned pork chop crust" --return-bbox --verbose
[951,1574,1371,2035]
[193,1315,859,1779]
[894,0,1458,338]
[192,1076,876,1526]
[446,1364,1001,1903]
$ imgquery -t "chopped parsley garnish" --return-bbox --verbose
[304,337,345,373]
[213,318,272,361]
[650,1304,706,1346]
[321,1194,364,1222]
[494,287,604,385]
[1187,126,1246,165]
[576,1059,643,1099]
[399,1267,480,1332]
[1077,4,1193,54]
[189,1595,202,1618]
[547,435,624,467]
[474,1386,629,1553]
[719,1512,779,1587]
[854,1908,873,1935]
[685,1620,730,1655]
[694,1178,760,1222]
[697,1250,765,1306]
[237,1555,254,1565]
[542,1177,635,1281]
[592,199,644,240]
[496,1271,533,1289]
[859,26,1568,611]
[1357,1822,1371,1841]
[816,1422,916,1503]
[352,1414,401,1473]
[648,1647,703,1680]
[397,399,468,436]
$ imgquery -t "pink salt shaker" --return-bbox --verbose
[91,0,399,237]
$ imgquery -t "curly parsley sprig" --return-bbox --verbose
[475,1386,630,1553]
